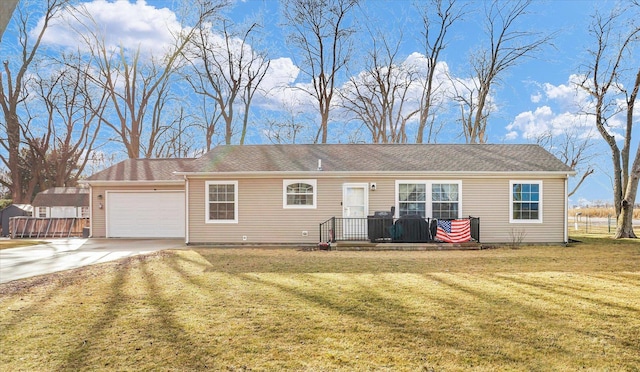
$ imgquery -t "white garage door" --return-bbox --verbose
[107,191,185,238]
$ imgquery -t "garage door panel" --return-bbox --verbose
[107,192,185,238]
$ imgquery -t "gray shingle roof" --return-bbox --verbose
[85,144,573,182]
[85,158,196,182]
[32,187,89,207]
[191,144,573,174]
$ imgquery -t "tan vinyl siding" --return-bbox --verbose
[89,185,184,238]
[188,177,397,244]
[463,177,566,243]
[187,175,568,244]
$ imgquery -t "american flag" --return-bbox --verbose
[436,219,471,243]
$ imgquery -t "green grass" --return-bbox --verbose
[1,238,639,370]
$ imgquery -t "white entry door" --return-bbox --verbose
[342,183,368,239]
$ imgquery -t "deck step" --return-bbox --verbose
[333,241,483,251]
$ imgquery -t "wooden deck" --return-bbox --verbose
[331,241,483,251]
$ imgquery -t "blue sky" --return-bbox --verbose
[2,0,638,205]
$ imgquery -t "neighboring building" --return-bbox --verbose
[81,144,575,244]
[31,187,90,218]
[0,204,32,237]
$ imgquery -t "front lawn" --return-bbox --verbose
[0,239,47,250]
[1,237,639,370]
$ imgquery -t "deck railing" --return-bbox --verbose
[9,217,89,238]
[320,216,480,243]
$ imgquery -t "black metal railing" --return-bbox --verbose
[320,216,480,243]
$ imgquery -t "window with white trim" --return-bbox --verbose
[396,181,462,219]
[283,180,317,209]
[398,183,427,217]
[510,181,542,223]
[432,183,459,220]
[206,181,238,223]
[37,207,47,218]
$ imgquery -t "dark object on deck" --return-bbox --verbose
[429,219,438,240]
[470,216,480,242]
[367,210,394,242]
[394,214,430,243]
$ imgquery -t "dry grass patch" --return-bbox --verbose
[570,207,640,219]
[0,240,47,250]
[1,239,639,370]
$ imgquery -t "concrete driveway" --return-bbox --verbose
[0,238,186,284]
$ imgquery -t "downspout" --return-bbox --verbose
[89,185,93,238]
[184,175,189,245]
[564,175,568,244]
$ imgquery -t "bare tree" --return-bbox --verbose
[282,0,359,143]
[2,51,108,202]
[414,0,465,143]
[265,114,306,145]
[89,45,168,158]
[0,0,69,203]
[34,52,107,188]
[535,128,596,197]
[454,0,553,143]
[192,92,223,151]
[340,29,417,143]
[578,5,640,238]
[153,107,199,158]
[71,0,226,159]
[185,20,270,146]
[263,98,314,144]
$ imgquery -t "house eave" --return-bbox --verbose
[78,180,185,187]
[175,170,576,179]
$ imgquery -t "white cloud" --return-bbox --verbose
[335,52,475,128]
[253,57,317,112]
[504,131,519,140]
[506,104,595,140]
[542,74,591,111]
[261,57,299,91]
[507,75,598,140]
[37,0,182,55]
[530,92,542,103]
[507,73,637,143]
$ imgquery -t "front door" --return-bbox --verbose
[342,183,368,239]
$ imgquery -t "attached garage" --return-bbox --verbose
[106,191,185,238]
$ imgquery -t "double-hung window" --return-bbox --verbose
[283,180,317,209]
[432,183,459,220]
[396,181,461,219]
[510,181,542,223]
[398,183,427,217]
[206,181,238,223]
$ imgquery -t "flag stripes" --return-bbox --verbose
[435,219,471,243]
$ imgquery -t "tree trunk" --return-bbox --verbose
[7,114,22,202]
[615,199,637,238]
[615,146,640,238]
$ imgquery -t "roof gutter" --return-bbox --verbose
[184,175,189,246]
[78,180,185,187]
[174,170,577,179]
[564,174,569,244]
